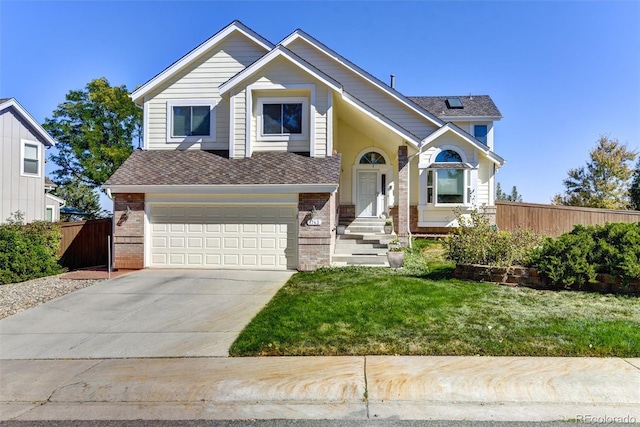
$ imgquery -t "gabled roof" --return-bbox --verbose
[219,45,343,94]
[0,98,56,146]
[408,96,502,120]
[280,29,445,128]
[104,150,341,188]
[421,123,506,167]
[131,21,274,103]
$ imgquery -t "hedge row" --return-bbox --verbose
[0,220,63,285]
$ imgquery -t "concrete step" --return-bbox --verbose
[337,233,396,244]
[332,254,389,265]
[334,246,388,255]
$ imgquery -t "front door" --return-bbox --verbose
[357,171,378,217]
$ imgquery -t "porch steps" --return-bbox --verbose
[332,218,394,267]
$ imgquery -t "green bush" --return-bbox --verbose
[0,214,63,285]
[444,207,543,267]
[532,222,640,288]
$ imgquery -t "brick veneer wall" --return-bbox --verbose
[113,193,145,269]
[298,192,335,271]
[397,146,409,245]
[454,264,640,295]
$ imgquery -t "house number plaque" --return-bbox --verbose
[306,218,322,226]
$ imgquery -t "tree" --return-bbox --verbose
[553,135,637,209]
[496,183,523,202]
[630,158,640,210]
[52,179,103,220]
[44,77,142,189]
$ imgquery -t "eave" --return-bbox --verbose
[131,21,274,104]
[0,98,56,146]
[102,183,339,195]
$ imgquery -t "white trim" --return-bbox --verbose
[131,21,273,103]
[326,91,333,156]
[166,99,217,143]
[20,139,42,178]
[256,96,309,142]
[280,31,444,128]
[144,201,150,268]
[0,98,56,146]
[219,45,342,95]
[103,184,339,194]
[245,89,252,157]
[420,123,505,166]
[143,99,150,149]
[229,93,236,158]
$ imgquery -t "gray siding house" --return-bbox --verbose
[0,98,63,223]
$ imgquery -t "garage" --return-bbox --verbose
[149,204,298,270]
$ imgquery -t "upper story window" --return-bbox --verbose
[166,100,216,143]
[21,140,40,177]
[474,125,488,145]
[359,152,386,164]
[263,103,302,135]
[257,97,308,141]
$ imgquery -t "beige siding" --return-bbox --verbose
[287,38,438,139]
[145,32,267,150]
[0,107,46,223]
[236,57,331,156]
[477,158,492,206]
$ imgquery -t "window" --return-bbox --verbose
[263,103,302,135]
[21,140,40,177]
[474,125,488,144]
[359,152,386,164]
[257,97,308,141]
[173,106,210,137]
[428,149,472,205]
[446,97,463,109]
[166,100,216,143]
[45,207,53,222]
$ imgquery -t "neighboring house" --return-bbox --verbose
[103,21,506,271]
[0,98,64,223]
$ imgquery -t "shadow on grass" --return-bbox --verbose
[422,264,456,280]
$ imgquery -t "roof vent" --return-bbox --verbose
[390,74,395,89]
[446,97,463,109]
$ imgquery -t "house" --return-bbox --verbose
[0,98,65,223]
[103,21,505,271]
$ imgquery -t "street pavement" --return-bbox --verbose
[1,270,639,422]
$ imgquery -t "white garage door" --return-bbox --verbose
[149,204,297,270]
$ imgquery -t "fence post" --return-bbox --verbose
[107,235,111,280]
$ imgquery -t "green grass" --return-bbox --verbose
[230,240,640,357]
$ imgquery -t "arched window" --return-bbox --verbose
[435,150,462,163]
[359,151,386,165]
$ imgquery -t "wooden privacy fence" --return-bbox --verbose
[496,201,640,238]
[56,218,112,270]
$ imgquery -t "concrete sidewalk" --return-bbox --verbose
[2,356,639,422]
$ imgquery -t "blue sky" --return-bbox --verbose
[2,1,639,207]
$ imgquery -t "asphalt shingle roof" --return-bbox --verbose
[105,150,341,187]
[408,95,502,119]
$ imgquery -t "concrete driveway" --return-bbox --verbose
[0,269,293,359]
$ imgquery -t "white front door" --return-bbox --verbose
[357,171,378,217]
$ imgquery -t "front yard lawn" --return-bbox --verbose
[230,241,640,357]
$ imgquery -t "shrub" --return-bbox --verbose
[0,214,63,285]
[532,222,640,288]
[444,207,543,267]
